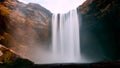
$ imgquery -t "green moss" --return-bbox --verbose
[3,51,13,64]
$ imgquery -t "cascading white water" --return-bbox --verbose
[52,9,80,63]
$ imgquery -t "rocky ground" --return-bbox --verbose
[0,44,34,68]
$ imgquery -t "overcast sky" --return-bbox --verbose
[19,0,86,13]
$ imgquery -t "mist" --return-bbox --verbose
[18,0,86,13]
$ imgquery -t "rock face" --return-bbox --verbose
[0,44,33,66]
[78,0,120,61]
[0,44,17,64]
[0,0,52,58]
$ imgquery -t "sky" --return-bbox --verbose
[19,0,86,13]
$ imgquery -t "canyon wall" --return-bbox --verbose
[78,0,120,61]
[0,0,52,58]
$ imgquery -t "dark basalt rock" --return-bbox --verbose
[77,0,120,61]
[0,0,5,2]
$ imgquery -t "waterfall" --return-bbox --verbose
[52,9,80,63]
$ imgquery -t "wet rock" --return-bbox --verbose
[77,0,120,61]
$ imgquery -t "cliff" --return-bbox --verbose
[0,0,52,58]
[78,0,120,60]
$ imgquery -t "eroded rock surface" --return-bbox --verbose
[77,0,120,60]
[0,0,52,58]
[0,44,33,66]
